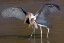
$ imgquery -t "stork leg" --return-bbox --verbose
[30,26,35,38]
[40,26,43,43]
[46,27,49,38]
[30,26,36,43]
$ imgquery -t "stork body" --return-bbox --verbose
[29,14,50,43]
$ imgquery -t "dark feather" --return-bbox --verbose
[16,7,27,15]
[46,4,60,10]
[26,18,30,24]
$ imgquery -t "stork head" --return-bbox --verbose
[27,12,35,24]
[24,12,34,24]
[26,12,31,17]
[25,12,35,29]
[25,12,38,29]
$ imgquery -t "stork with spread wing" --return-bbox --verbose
[1,4,60,40]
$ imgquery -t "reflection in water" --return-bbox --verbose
[47,40,50,43]
[30,38,36,43]
[29,36,50,43]
[29,27,50,43]
[28,27,50,43]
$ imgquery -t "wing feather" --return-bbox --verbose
[1,6,27,20]
[35,4,60,28]
[35,4,60,18]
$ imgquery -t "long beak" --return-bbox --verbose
[27,21,32,29]
[26,22,31,29]
[24,16,28,24]
[28,20,33,28]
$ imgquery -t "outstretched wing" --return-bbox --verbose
[1,6,27,20]
[35,4,60,28]
[35,4,60,19]
[35,16,52,28]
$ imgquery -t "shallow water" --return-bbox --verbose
[0,0,64,43]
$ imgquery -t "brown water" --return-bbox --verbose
[0,0,64,43]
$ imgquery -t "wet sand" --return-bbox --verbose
[0,0,64,43]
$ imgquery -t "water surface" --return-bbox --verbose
[0,0,64,43]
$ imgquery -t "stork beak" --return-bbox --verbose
[24,16,28,24]
[28,19,34,28]
[28,21,32,29]
[27,20,33,29]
